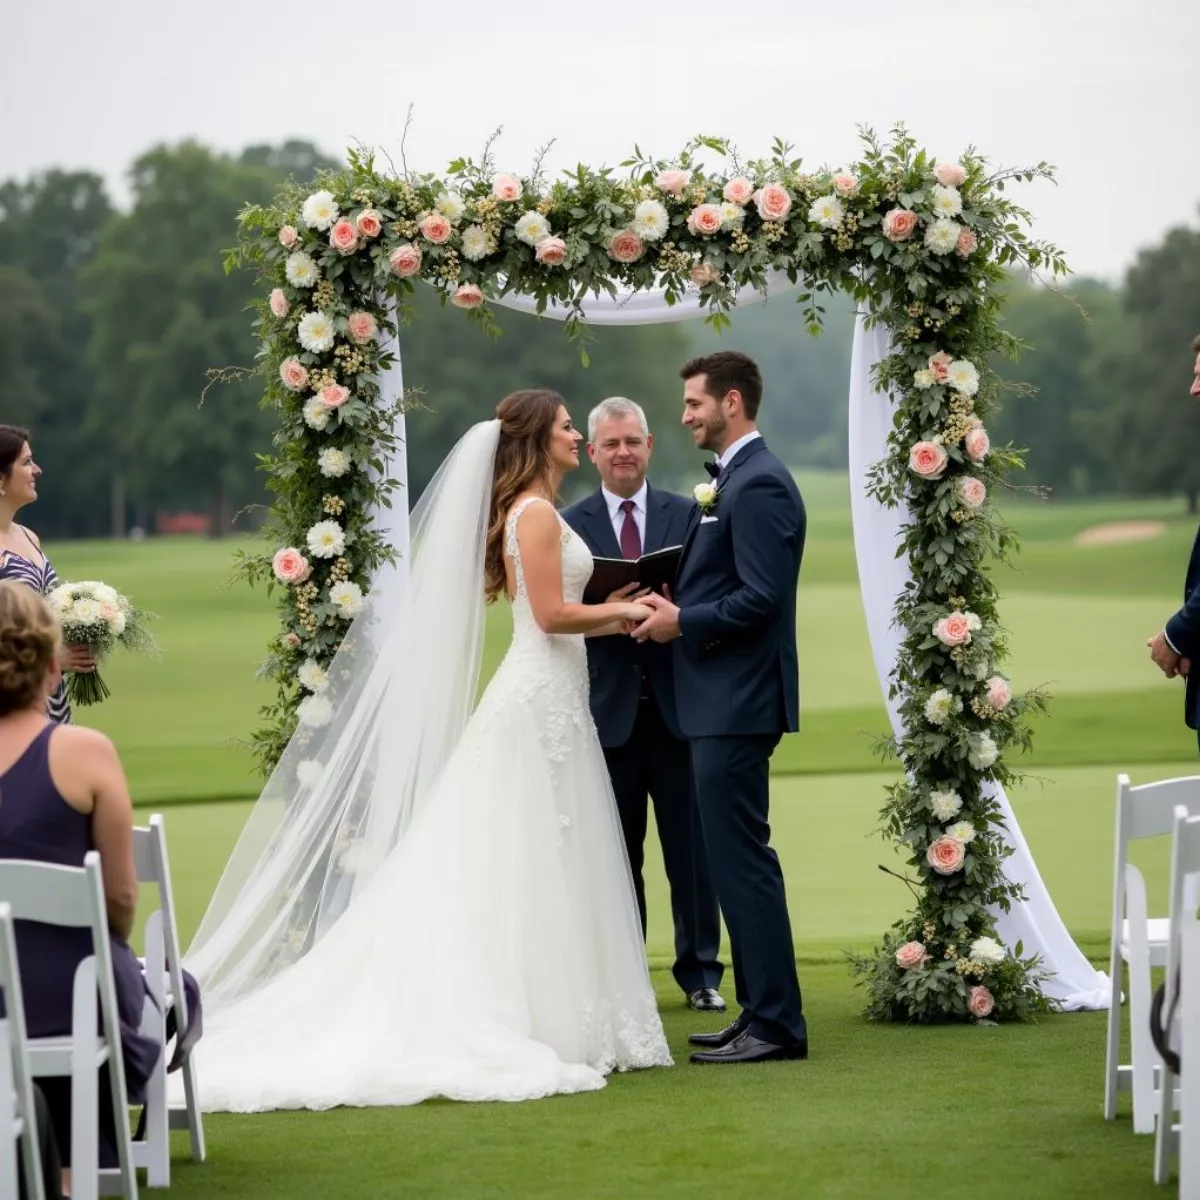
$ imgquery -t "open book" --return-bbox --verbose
[583,545,683,604]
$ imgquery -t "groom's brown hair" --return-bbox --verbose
[680,351,763,420]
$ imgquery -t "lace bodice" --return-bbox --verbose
[504,496,594,641]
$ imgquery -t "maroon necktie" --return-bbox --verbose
[619,499,641,560]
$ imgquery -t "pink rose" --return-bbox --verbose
[928,351,952,382]
[933,613,972,647]
[883,208,919,242]
[418,212,453,244]
[723,177,754,205]
[608,230,646,264]
[690,262,721,287]
[927,835,966,875]
[388,243,423,278]
[355,208,383,239]
[279,357,309,392]
[964,426,990,462]
[894,941,929,970]
[909,440,948,480]
[535,236,567,266]
[452,283,484,310]
[656,169,692,197]
[278,224,299,249]
[282,631,302,649]
[318,383,350,409]
[346,311,378,344]
[272,547,312,584]
[492,173,523,202]
[968,985,995,1017]
[832,173,859,197]
[329,217,360,255]
[754,183,793,222]
[935,162,968,188]
[985,676,1012,710]
[958,476,987,508]
[687,204,723,236]
[269,288,290,319]
[956,228,978,258]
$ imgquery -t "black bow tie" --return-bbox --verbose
[703,460,722,480]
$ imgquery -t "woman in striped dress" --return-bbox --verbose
[0,425,94,722]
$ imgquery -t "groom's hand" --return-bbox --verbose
[1148,630,1182,678]
[631,591,681,643]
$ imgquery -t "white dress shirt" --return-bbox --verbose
[716,430,762,472]
[601,481,648,553]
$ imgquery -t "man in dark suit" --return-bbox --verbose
[634,351,808,1064]
[562,396,725,1012]
[1149,333,1200,740]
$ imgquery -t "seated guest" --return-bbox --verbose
[0,581,159,1191]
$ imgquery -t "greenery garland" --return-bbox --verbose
[229,125,1066,1022]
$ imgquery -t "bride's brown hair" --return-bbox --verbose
[484,389,565,603]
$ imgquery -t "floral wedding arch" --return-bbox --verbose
[228,126,1109,1024]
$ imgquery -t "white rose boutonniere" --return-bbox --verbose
[693,482,718,513]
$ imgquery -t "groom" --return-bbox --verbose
[634,350,808,1064]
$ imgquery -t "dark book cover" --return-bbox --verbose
[583,545,683,604]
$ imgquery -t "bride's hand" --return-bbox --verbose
[619,602,651,626]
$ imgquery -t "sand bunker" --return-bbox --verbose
[1073,520,1166,547]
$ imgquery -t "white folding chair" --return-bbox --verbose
[0,904,45,1200]
[1178,897,1200,1198]
[130,814,204,1187]
[1105,774,1200,1133]
[0,854,137,1200]
[1153,806,1200,1189]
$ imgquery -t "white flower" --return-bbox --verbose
[296,758,324,789]
[946,359,980,397]
[297,693,334,728]
[94,584,118,604]
[968,732,999,770]
[971,658,990,680]
[631,199,670,242]
[946,820,977,844]
[105,608,127,637]
[284,251,319,289]
[460,224,491,262]
[72,598,102,626]
[317,447,351,478]
[969,935,1006,965]
[435,191,467,224]
[297,311,335,354]
[929,789,963,821]
[719,201,745,230]
[297,659,327,692]
[924,218,962,255]
[301,190,339,231]
[693,482,717,509]
[303,398,331,431]
[329,580,365,618]
[930,185,963,218]
[965,612,982,632]
[913,368,936,390]
[306,520,345,559]
[514,211,551,246]
[924,688,961,726]
[807,194,845,230]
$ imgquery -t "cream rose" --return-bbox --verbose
[929,351,952,382]
[656,169,692,197]
[281,631,302,649]
[882,208,918,242]
[690,262,721,287]
[956,228,978,258]
[832,172,859,197]
[317,383,350,409]
[935,162,968,188]
[272,547,311,584]
[909,440,948,480]
[608,231,646,264]
[964,426,990,463]
[894,941,929,970]
[926,835,966,875]
[723,176,754,205]
[355,208,383,239]
[418,212,453,245]
[967,985,995,1017]
[958,476,987,508]
[452,283,484,310]
[687,204,724,236]
[985,675,1012,710]
[388,243,423,278]
[933,612,973,647]
[491,173,522,202]
[346,311,378,344]
[278,224,299,249]
[329,217,360,255]
[269,288,289,319]
[754,183,793,222]
[279,357,309,392]
[535,236,567,266]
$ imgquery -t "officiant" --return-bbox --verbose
[563,397,725,1012]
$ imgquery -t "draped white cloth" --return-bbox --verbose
[480,280,1109,1011]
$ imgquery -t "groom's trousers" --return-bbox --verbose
[689,733,807,1046]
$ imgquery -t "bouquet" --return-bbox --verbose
[45,580,159,706]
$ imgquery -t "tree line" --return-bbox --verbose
[1,139,1197,539]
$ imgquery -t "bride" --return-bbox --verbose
[184,389,672,1110]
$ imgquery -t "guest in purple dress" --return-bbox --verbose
[0,425,96,724]
[0,581,159,1191]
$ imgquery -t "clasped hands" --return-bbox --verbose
[607,583,681,643]
[1147,630,1190,680]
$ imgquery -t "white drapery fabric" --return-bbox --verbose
[392,279,1108,1010]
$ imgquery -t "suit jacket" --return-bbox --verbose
[562,483,693,747]
[1165,523,1200,729]
[671,438,805,739]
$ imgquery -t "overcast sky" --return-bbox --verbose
[5,0,1197,281]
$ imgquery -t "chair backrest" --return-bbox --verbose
[0,856,99,929]
[131,815,189,1026]
[1117,775,1200,844]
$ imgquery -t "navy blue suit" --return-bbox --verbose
[1165,524,1200,737]
[672,436,807,1047]
[562,484,722,994]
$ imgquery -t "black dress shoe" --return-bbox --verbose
[689,1030,808,1065]
[686,987,727,1013]
[686,1015,749,1048]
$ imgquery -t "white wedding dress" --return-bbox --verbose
[186,490,671,1111]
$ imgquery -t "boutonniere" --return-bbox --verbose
[692,482,719,513]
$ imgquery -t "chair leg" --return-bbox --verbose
[181,1055,206,1162]
[1128,948,1157,1134]
[140,913,169,1187]
[1103,952,1123,1120]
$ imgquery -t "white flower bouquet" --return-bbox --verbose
[45,580,159,706]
